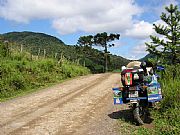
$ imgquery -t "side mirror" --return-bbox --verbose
[156,65,165,71]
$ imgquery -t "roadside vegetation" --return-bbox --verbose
[0,40,90,101]
[135,4,180,135]
[152,65,180,134]
[1,31,129,73]
[133,65,180,135]
[0,31,129,101]
[116,4,179,135]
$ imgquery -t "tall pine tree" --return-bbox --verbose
[94,32,120,72]
[77,32,120,72]
[146,4,180,66]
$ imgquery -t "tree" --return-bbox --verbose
[94,32,120,72]
[77,32,120,72]
[77,35,93,48]
[76,35,94,60]
[146,4,180,66]
[76,35,94,67]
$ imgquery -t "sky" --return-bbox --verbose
[0,0,179,60]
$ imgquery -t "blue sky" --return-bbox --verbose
[0,0,179,59]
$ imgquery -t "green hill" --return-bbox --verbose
[1,31,73,58]
[1,31,64,44]
[1,31,130,73]
[139,54,156,61]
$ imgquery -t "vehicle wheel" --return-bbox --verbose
[133,104,148,125]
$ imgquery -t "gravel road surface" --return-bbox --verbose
[0,73,126,135]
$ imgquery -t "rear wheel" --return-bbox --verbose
[133,103,148,125]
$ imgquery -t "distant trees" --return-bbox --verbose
[146,4,180,65]
[77,32,120,72]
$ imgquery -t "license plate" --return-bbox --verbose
[129,91,138,98]
[129,86,136,91]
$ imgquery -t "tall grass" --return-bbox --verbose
[0,51,90,101]
[152,65,180,134]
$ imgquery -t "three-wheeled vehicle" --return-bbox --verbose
[112,61,164,125]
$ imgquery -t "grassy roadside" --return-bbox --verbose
[0,74,89,102]
[0,52,90,102]
[112,69,121,73]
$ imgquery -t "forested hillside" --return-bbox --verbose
[1,31,130,73]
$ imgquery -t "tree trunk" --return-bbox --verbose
[104,44,108,72]
[105,53,108,72]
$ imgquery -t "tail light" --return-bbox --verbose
[125,73,132,85]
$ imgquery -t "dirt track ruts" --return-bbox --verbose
[0,73,121,135]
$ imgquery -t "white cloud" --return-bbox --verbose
[52,17,85,35]
[0,0,142,34]
[132,44,147,55]
[125,19,168,41]
[124,0,180,41]
[125,21,155,39]
[127,39,150,60]
[128,20,171,60]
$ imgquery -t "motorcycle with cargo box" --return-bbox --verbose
[112,61,164,125]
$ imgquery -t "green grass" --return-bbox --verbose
[112,69,122,73]
[0,74,84,102]
[151,65,180,135]
[0,52,90,102]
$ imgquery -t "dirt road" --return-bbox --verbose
[0,73,126,135]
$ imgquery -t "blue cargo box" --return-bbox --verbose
[112,87,123,104]
[148,94,162,102]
